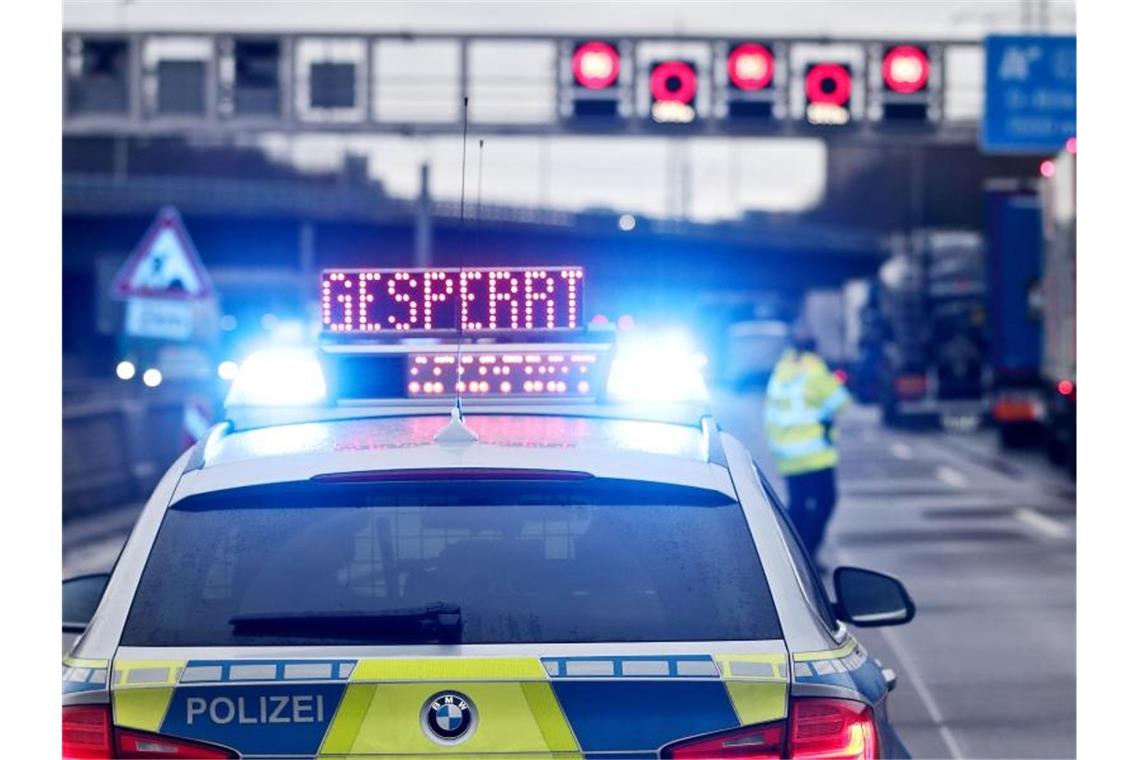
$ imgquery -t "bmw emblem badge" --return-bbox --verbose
[421,691,477,745]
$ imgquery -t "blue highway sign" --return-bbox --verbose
[982,35,1076,154]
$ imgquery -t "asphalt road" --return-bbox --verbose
[63,392,1076,759]
[713,390,1076,760]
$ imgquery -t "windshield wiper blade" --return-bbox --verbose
[229,602,462,642]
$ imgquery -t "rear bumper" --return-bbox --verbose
[896,398,985,417]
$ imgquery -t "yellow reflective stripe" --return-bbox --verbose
[777,448,838,475]
[713,653,788,681]
[112,687,174,732]
[351,657,546,681]
[319,684,378,756]
[112,659,186,688]
[768,423,826,445]
[348,682,575,755]
[725,682,788,725]
[794,638,858,662]
[63,657,108,669]
[520,682,579,753]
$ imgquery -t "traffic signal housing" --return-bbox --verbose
[565,40,625,121]
[722,42,782,122]
[649,59,699,124]
[233,39,282,116]
[870,44,941,124]
[803,61,853,126]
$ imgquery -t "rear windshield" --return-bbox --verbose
[121,479,781,646]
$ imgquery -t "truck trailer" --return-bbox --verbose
[1040,146,1077,476]
[983,182,1045,446]
[872,230,988,426]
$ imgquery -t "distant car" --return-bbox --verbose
[725,319,790,388]
[63,265,913,759]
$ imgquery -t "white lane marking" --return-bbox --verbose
[834,545,966,759]
[935,466,968,488]
[879,625,966,760]
[1014,508,1072,539]
[890,442,914,460]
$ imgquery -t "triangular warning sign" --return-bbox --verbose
[111,207,215,301]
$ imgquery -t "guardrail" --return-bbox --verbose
[62,391,189,517]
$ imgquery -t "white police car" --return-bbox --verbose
[63,266,914,758]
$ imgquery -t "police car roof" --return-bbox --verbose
[225,398,712,432]
[173,413,734,504]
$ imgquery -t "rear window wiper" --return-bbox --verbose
[229,602,462,642]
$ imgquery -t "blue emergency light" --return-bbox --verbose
[225,265,707,413]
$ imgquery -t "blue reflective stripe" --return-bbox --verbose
[770,437,832,459]
[159,682,346,757]
[552,680,739,752]
[819,385,851,418]
[792,652,887,703]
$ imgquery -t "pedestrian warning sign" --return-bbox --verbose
[112,207,215,300]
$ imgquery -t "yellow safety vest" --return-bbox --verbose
[765,350,850,476]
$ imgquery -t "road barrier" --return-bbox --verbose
[63,391,188,517]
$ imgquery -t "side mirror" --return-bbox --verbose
[63,574,110,634]
[832,566,915,627]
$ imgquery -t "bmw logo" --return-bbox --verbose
[420,691,477,745]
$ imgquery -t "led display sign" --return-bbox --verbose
[406,350,602,398]
[321,266,584,334]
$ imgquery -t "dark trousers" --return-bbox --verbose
[786,467,837,560]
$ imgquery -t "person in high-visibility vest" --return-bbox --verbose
[765,331,851,562]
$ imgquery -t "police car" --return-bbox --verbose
[63,266,915,759]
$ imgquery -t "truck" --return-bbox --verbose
[1039,146,1077,475]
[983,182,1045,446]
[839,278,881,402]
[871,230,988,426]
[801,288,846,368]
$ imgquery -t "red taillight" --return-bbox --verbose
[1057,379,1075,397]
[662,698,878,760]
[116,729,236,758]
[62,706,112,759]
[790,698,878,759]
[63,706,237,760]
[993,396,1041,422]
[893,374,926,398]
[664,722,785,758]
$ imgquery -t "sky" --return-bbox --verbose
[62,1,1075,38]
[63,1,1077,220]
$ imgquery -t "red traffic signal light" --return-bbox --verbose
[805,62,851,105]
[804,62,852,125]
[649,59,698,123]
[572,41,620,90]
[650,60,697,104]
[727,43,775,90]
[882,45,930,94]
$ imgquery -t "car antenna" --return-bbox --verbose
[476,138,485,226]
[437,98,478,444]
